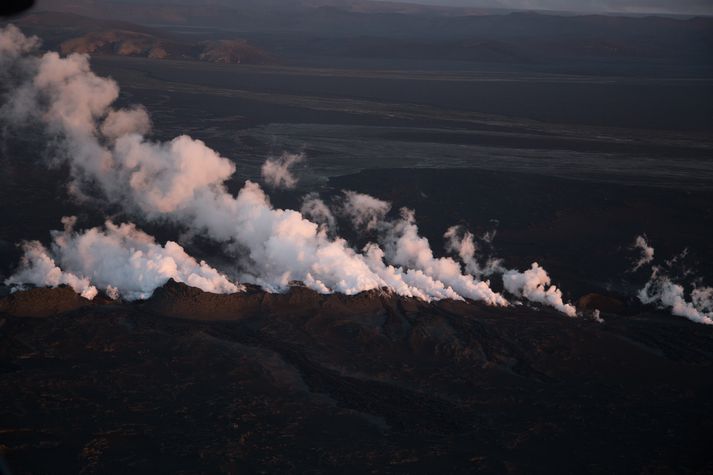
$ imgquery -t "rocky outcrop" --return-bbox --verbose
[199,40,272,64]
[143,279,263,321]
[142,279,431,321]
[0,286,91,317]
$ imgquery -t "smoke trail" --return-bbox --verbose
[261,152,304,189]
[632,235,654,271]
[4,217,241,301]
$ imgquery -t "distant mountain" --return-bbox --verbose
[12,1,713,73]
[35,0,500,19]
[60,31,272,64]
[11,11,274,64]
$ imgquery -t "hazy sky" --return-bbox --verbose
[32,0,713,16]
[389,0,713,15]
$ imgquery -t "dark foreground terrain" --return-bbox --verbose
[1,282,712,474]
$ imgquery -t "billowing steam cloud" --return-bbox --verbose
[503,264,577,317]
[442,224,574,315]
[261,152,304,189]
[381,209,508,306]
[639,273,713,325]
[5,240,99,300]
[5,217,241,301]
[0,25,579,315]
[341,191,391,231]
[632,236,712,325]
[0,24,39,59]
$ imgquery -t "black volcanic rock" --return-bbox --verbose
[577,292,627,314]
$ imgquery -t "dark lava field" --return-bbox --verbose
[1,282,712,474]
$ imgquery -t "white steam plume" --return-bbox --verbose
[4,218,241,301]
[101,106,152,141]
[0,24,40,60]
[591,309,604,323]
[639,272,713,325]
[341,190,391,231]
[692,287,713,315]
[362,243,463,301]
[444,224,576,315]
[502,263,577,317]
[630,235,712,325]
[4,240,99,300]
[444,225,504,277]
[261,152,304,189]
[382,209,508,306]
[632,235,654,271]
[301,192,336,233]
